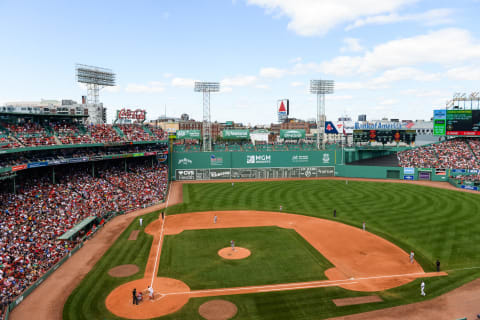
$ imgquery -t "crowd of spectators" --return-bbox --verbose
[118,125,155,142]
[0,161,168,314]
[88,124,124,144]
[397,138,480,170]
[52,122,92,145]
[3,122,57,147]
[0,122,167,150]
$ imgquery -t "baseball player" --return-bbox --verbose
[148,285,154,300]
[214,215,217,224]
[436,259,440,272]
[362,222,366,231]
[232,182,234,187]
[230,240,235,251]
[333,209,336,217]
[279,205,283,211]
[420,281,426,296]
[139,218,143,227]
[410,251,415,264]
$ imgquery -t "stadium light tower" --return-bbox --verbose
[310,80,334,150]
[76,64,116,105]
[194,81,220,152]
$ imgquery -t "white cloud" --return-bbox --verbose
[220,86,233,93]
[372,67,441,84]
[329,95,353,101]
[104,85,121,93]
[255,84,270,89]
[171,77,196,88]
[380,99,398,105]
[340,38,364,53]
[321,28,480,75]
[402,89,446,97]
[247,0,418,36]
[291,81,304,87]
[125,82,165,93]
[260,67,287,78]
[221,75,257,86]
[446,66,480,81]
[346,8,454,31]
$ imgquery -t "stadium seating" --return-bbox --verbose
[0,161,168,309]
[397,138,480,170]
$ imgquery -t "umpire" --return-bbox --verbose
[133,288,138,305]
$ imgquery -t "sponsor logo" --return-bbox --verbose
[246,154,271,164]
[322,154,330,163]
[403,167,415,175]
[210,154,224,166]
[210,171,230,178]
[292,155,309,163]
[305,169,312,177]
[178,158,192,165]
[354,122,403,129]
[178,170,195,176]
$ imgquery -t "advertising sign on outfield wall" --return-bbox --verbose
[176,166,335,180]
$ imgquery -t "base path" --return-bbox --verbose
[8,179,478,320]
[105,210,446,319]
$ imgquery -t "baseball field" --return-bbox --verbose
[55,179,480,319]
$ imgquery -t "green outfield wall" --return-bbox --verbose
[171,150,337,180]
[171,148,450,182]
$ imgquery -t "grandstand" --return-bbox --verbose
[0,109,170,316]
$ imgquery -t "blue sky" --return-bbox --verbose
[1,0,479,124]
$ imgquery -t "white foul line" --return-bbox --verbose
[152,270,446,298]
[150,183,173,287]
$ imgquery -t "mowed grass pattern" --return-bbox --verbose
[158,226,334,289]
[169,180,480,271]
[64,180,480,319]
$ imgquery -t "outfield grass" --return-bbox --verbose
[158,226,334,289]
[64,180,480,319]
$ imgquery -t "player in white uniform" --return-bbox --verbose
[148,285,154,300]
[420,281,425,296]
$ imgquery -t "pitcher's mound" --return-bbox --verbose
[108,264,139,277]
[199,300,238,320]
[218,247,251,260]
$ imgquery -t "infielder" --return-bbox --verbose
[410,251,415,264]
[214,215,217,224]
[420,281,426,296]
[362,222,366,231]
[279,205,283,211]
[230,240,235,251]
